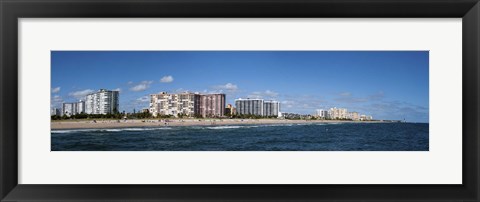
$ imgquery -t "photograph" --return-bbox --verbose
[3,0,476,201]
[50,51,429,151]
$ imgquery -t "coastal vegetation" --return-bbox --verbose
[52,112,376,122]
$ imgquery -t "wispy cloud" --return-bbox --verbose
[281,100,296,109]
[51,87,61,93]
[113,88,122,92]
[361,100,428,122]
[160,75,174,83]
[52,95,63,102]
[136,95,150,103]
[122,95,151,112]
[326,91,428,122]
[212,83,238,93]
[280,95,327,113]
[248,90,279,99]
[130,81,153,92]
[368,91,385,100]
[334,91,385,104]
[68,89,95,100]
[51,95,63,108]
[174,88,194,93]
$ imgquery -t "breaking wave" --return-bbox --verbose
[52,127,172,133]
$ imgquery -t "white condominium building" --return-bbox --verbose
[235,98,264,116]
[85,89,120,115]
[51,108,61,116]
[360,115,373,121]
[62,100,85,116]
[263,100,280,117]
[315,109,329,119]
[235,98,281,117]
[348,111,360,121]
[329,107,348,119]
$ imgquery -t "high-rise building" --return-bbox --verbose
[235,98,264,116]
[348,112,360,120]
[85,89,119,115]
[77,101,85,114]
[150,92,174,117]
[315,109,329,119]
[62,103,74,116]
[360,115,373,121]
[329,107,348,119]
[51,108,61,116]
[62,100,85,116]
[263,100,280,117]
[179,92,201,116]
[199,94,226,118]
[150,92,201,117]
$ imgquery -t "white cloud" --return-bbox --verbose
[281,100,296,108]
[136,95,150,103]
[174,88,188,93]
[122,95,151,111]
[68,89,95,100]
[130,81,153,92]
[278,96,328,114]
[51,95,63,107]
[334,91,384,104]
[281,100,294,104]
[207,90,224,94]
[264,90,279,97]
[248,90,279,99]
[51,87,61,93]
[160,75,174,83]
[52,95,62,102]
[213,83,238,92]
[113,88,122,92]
[248,93,262,99]
[127,81,133,85]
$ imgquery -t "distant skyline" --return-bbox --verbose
[51,51,429,123]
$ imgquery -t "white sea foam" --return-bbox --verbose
[51,123,334,133]
[104,129,122,132]
[206,126,243,129]
[101,127,173,132]
[51,127,172,133]
[205,124,306,130]
[51,129,97,134]
[122,127,171,131]
[264,124,293,127]
[51,130,74,134]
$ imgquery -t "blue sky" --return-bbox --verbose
[51,51,429,123]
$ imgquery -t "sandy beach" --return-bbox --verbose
[51,119,387,130]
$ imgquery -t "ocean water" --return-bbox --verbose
[51,122,429,151]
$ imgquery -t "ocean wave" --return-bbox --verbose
[204,123,326,130]
[52,127,172,133]
[51,123,337,133]
[51,129,98,134]
[122,127,172,131]
[104,129,122,132]
[206,126,244,129]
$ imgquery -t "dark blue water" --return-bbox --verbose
[51,123,429,151]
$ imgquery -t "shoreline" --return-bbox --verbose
[51,119,393,130]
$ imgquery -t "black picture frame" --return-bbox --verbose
[1,0,479,201]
